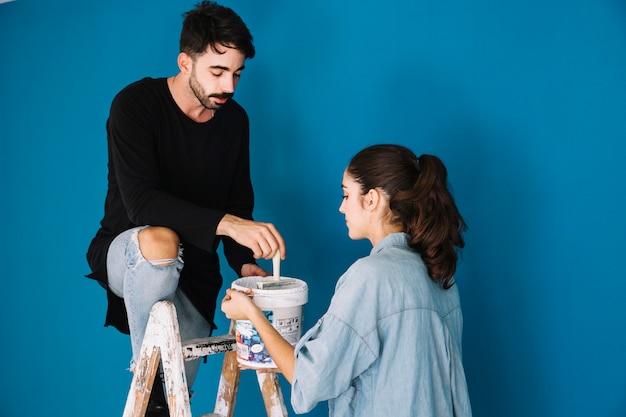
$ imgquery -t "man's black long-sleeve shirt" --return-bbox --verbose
[87,77,255,333]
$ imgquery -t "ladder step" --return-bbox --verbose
[182,334,236,361]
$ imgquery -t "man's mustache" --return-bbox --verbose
[211,93,234,100]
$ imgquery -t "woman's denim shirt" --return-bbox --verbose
[291,233,472,417]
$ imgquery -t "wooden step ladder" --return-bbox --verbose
[121,300,288,417]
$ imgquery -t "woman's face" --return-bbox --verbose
[339,170,369,241]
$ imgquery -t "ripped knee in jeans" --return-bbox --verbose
[148,258,177,267]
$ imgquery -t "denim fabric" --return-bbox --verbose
[106,226,213,386]
[291,233,472,417]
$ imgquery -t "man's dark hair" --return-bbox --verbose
[180,1,255,59]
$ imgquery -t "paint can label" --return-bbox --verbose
[235,307,303,368]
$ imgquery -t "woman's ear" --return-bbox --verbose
[364,188,381,211]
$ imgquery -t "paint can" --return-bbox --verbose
[231,276,308,368]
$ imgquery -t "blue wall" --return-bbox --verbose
[1,0,625,416]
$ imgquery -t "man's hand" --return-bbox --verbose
[217,214,286,260]
[241,263,269,277]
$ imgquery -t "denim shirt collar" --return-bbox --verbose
[370,232,411,256]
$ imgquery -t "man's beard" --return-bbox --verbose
[189,72,234,111]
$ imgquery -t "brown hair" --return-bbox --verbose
[346,144,467,288]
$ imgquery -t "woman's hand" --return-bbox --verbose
[221,288,257,321]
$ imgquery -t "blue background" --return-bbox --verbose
[1,0,625,416]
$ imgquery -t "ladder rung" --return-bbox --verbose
[182,334,236,360]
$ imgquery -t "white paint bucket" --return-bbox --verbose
[231,276,308,368]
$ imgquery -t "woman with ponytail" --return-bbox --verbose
[222,144,472,417]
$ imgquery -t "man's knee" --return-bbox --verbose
[137,226,180,264]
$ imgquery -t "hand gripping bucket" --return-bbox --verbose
[231,276,308,368]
